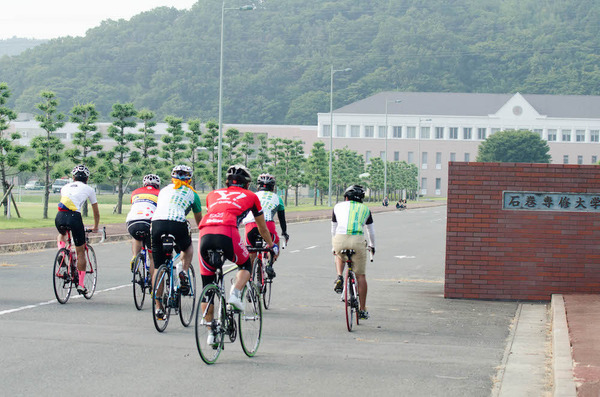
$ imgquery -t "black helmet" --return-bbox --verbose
[226,164,252,187]
[71,164,90,181]
[257,173,276,191]
[344,185,365,202]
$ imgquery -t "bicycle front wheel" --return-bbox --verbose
[195,284,225,364]
[132,252,146,310]
[344,270,355,332]
[83,245,98,299]
[152,264,171,332]
[251,257,262,294]
[53,248,72,304]
[239,284,262,357]
[179,264,196,327]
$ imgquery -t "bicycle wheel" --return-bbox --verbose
[83,245,98,299]
[179,264,196,327]
[132,252,146,310]
[239,284,262,357]
[152,264,171,332]
[344,270,354,331]
[195,284,225,364]
[263,277,272,310]
[53,248,72,304]
[251,257,262,293]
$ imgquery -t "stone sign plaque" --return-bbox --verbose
[503,191,600,212]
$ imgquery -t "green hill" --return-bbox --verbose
[1,0,599,125]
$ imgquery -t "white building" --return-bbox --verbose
[317,92,600,197]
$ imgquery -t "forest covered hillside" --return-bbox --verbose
[1,0,599,125]
[0,37,47,57]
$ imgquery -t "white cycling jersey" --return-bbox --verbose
[58,181,97,213]
[242,190,284,224]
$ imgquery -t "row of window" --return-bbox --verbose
[322,125,600,142]
[365,151,599,166]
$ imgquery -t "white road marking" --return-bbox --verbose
[0,284,129,317]
[290,250,301,253]
[395,255,416,259]
[305,246,317,250]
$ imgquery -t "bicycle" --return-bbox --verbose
[52,227,105,304]
[339,248,374,331]
[132,237,152,310]
[151,234,197,332]
[194,249,262,365]
[339,249,360,332]
[248,236,275,310]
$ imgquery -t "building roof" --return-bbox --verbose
[334,92,600,119]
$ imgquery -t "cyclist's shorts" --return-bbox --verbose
[244,221,279,247]
[151,220,191,266]
[55,211,86,247]
[199,225,251,277]
[332,234,368,275]
[127,219,151,248]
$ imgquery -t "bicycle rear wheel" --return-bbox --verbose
[239,284,262,357]
[344,270,355,331]
[83,245,98,299]
[152,265,171,332]
[53,248,72,304]
[132,252,146,310]
[179,264,196,327]
[251,257,262,294]
[195,284,225,364]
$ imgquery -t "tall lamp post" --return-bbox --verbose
[416,117,431,202]
[384,99,401,199]
[217,2,254,188]
[328,66,351,207]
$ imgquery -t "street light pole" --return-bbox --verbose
[384,99,401,199]
[328,66,351,207]
[217,2,254,189]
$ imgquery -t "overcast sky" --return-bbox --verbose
[0,1,198,40]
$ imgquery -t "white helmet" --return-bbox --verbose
[171,165,192,180]
[71,164,90,179]
[143,174,160,187]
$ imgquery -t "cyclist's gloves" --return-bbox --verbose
[369,246,375,255]
[270,243,279,256]
[283,233,290,242]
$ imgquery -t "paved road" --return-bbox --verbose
[0,206,546,396]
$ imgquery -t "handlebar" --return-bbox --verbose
[84,226,107,243]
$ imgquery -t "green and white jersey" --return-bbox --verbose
[152,184,202,222]
[331,200,373,235]
[242,190,284,224]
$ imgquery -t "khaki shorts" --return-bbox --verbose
[332,234,368,275]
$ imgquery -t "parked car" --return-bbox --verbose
[52,178,72,193]
[24,180,43,190]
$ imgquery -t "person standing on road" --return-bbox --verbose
[242,173,289,278]
[331,185,375,320]
[151,165,202,319]
[126,174,160,276]
[55,165,100,295]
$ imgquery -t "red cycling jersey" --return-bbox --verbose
[199,186,263,229]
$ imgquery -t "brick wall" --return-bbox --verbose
[445,162,600,300]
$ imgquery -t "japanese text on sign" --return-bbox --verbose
[503,191,600,212]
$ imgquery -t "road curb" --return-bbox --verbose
[551,294,577,397]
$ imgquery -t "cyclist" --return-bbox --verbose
[126,174,160,277]
[151,165,202,320]
[331,185,375,320]
[55,165,100,295]
[242,173,289,278]
[198,164,278,313]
